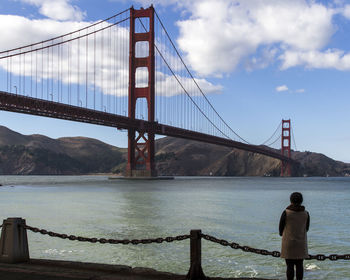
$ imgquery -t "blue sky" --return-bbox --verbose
[0,0,350,163]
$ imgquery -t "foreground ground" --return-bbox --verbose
[0,259,274,280]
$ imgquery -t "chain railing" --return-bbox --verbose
[1,219,350,280]
[201,233,350,261]
[2,222,349,261]
[201,233,281,257]
[23,226,350,279]
[24,225,189,245]
[307,254,350,261]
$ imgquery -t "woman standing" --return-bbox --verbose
[279,192,310,280]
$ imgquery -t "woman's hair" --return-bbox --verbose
[290,192,303,205]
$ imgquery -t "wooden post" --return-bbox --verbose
[0,217,29,263]
[186,229,207,280]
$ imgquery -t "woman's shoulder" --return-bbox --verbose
[285,208,309,216]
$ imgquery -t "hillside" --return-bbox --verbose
[155,137,350,177]
[0,126,126,175]
[0,126,349,176]
[155,137,281,176]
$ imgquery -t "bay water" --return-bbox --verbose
[0,176,349,279]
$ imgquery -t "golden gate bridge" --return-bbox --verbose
[0,6,295,177]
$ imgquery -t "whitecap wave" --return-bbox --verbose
[305,263,320,271]
[244,265,259,277]
[43,248,85,256]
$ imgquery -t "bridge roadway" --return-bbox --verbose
[0,259,272,280]
[0,91,292,163]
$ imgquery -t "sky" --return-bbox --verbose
[0,0,349,163]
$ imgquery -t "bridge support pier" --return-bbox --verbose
[126,128,156,178]
[126,6,157,178]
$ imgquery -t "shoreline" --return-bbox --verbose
[1,175,349,188]
[0,259,274,280]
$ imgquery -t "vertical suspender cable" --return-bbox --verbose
[86,29,88,108]
[78,33,80,106]
[31,48,33,97]
[94,30,96,110]
[101,26,104,111]
[51,41,53,100]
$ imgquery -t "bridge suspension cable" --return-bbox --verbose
[265,133,282,148]
[260,121,282,146]
[291,126,297,151]
[0,6,294,165]
[153,10,250,144]
[136,16,230,140]
[0,9,131,116]
[0,8,131,57]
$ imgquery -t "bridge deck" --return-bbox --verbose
[0,259,272,280]
[0,91,292,163]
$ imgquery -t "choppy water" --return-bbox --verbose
[0,176,349,279]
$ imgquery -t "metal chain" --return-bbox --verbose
[306,254,350,261]
[201,233,281,258]
[201,233,350,261]
[19,225,350,261]
[24,225,189,245]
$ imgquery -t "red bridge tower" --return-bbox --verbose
[281,119,291,177]
[126,6,156,177]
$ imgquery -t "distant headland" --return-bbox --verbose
[0,125,349,177]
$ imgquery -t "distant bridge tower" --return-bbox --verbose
[281,119,291,177]
[126,6,156,177]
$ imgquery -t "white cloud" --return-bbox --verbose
[0,19,130,98]
[342,4,350,19]
[175,0,337,76]
[280,49,350,70]
[0,15,89,50]
[276,85,306,93]
[0,13,222,99]
[155,72,222,97]
[133,0,350,74]
[276,85,288,92]
[195,78,223,95]
[19,0,86,21]
[245,47,278,71]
